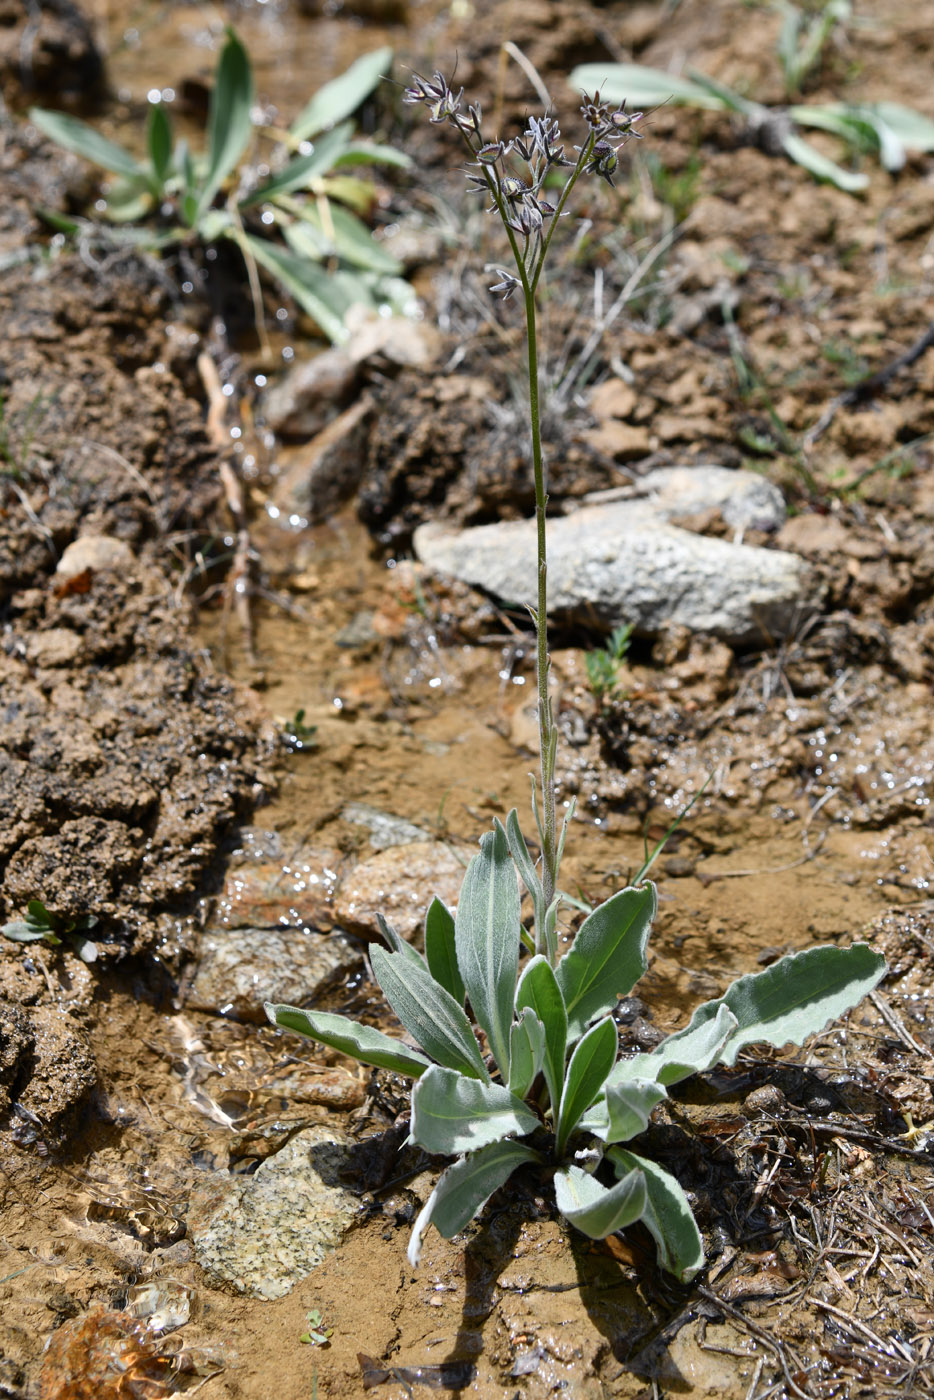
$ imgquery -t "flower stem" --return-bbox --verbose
[523,287,557,925]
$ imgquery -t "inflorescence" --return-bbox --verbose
[402,71,643,298]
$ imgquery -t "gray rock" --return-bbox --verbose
[638,464,787,532]
[414,500,815,645]
[583,464,787,533]
[188,1126,360,1299]
[341,802,432,850]
[333,840,468,942]
[186,926,361,1022]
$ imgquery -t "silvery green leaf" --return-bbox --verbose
[302,201,402,275]
[370,945,490,1081]
[556,884,656,1042]
[609,1148,703,1282]
[872,101,934,151]
[291,47,393,141]
[554,1163,646,1240]
[780,132,869,192]
[455,825,520,1077]
[569,62,729,111]
[588,1078,668,1144]
[28,108,145,180]
[232,232,350,343]
[515,955,567,1114]
[333,141,412,170]
[555,1017,617,1157]
[425,897,464,1006]
[504,810,543,942]
[376,912,427,972]
[239,125,354,207]
[411,1065,539,1155]
[1,921,47,943]
[197,28,254,219]
[264,1003,431,1078]
[673,943,886,1068]
[508,1007,546,1098]
[147,103,173,185]
[407,1139,540,1267]
[606,1003,738,1090]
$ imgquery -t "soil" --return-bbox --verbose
[1,0,934,1397]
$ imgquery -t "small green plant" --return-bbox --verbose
[30,34,412,343]
[584,622,634,704]
[299,1309,332,1346]
[570,58,934,193]
[266,74,886,1279]
[2,899,98,963]
[282,708,318,751]
[776,0,851,98]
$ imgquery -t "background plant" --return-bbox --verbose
[30,32,412,344]
[584,621,633,706]
[266,74,887,1277]
[570,55,934,194]
[2,899,98,963]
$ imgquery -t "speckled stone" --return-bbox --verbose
[185,927,361,1022]
[187,1127,360,1299]
[332,840,468,942]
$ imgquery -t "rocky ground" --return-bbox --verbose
[1,0,934,1397]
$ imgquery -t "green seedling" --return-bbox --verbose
[30,33,413,344]
[584,622,633,705]
[2,899,98,963]
[299,1309,332,1346]
[776,0,851,98]
[266,73,886,1280]
[570,59,934,194]
[283,708,318,751]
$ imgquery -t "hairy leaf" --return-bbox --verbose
[376,912,427,972]
[233,232,350,343]
[780,131,869,192]
[580,1076,668,1144]
[425,897,464,1006]
[676,943,886,1067]
[147,104,173,185]
[407,1139,540,1267]
[296,201,402,275]
[455,825,520,1077]
[610,1148,703,1282]
[607,1003,739,1090]
[554,1163,646,1239]
[508,1007,546,1099]
[569,62,728,111]
[504,809,544,941]
[265,1003,430,1078]
[411,1065,539,1155]
[515,955,567,1114]
[370,945,490,1081]
[28,109,145,180]
[198,28,254,218]
[556,884,656,1041]
[240,124,355,206]
[555,1017,617,1156]
[291,47,393,141]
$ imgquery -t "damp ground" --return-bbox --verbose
[2,0,934,1397]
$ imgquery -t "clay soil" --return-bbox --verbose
[2,0,934,1397]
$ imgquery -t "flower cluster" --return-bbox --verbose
[402,71,643,296]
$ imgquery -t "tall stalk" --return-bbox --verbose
[403,74,643,960]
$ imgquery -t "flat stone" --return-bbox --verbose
[186,927,361,1022]
[341,803,432,850]
[333,840,467,942]
[637,464,787,531]
[261,346,357,439]
[188,1127,360,1299]
[211,846,342,932]
[414,499,814,646]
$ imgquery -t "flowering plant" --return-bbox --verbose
[267,75,885,1277]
